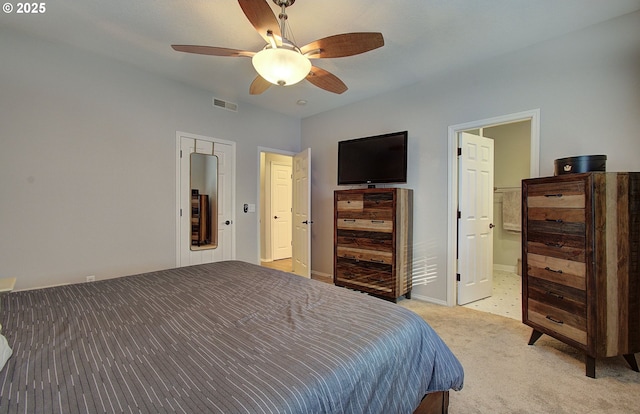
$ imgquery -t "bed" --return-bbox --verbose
[0,261,463,413]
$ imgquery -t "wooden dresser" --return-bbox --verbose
[333,188,413,301]
[522,172,640,377]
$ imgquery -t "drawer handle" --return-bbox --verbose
[545,218,564,223]
[544,193,564,198]
[342,219,356,222]
[370,259,384,263]
[371,220,385,223]
[547,291,564,300]
[545,242,564,248]
[544,266,563,274]
[545,315,564,325]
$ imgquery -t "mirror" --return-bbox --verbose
[190,152,218,250]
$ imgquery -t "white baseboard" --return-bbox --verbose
[311,270,332,279]
[407,293,450,306]
[494,264,517,273]
[15,282,71,292]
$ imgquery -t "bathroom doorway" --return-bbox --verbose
[447,109,540,310]
[462,121,531,319]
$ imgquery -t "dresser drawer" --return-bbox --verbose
[527,253,586,290]
[528,207,585,223]
[337,209,394,220]
[527,299,587,346]
[336,193,363,212]
[527,276,586,315]
[336,246,393,264]
[335,258,393,293]
[527,207,585,233]
[363,192,394,208]
[526,180,586,209]
[526,239,585,262]
[336,218,393,232]
[336,230,393,252]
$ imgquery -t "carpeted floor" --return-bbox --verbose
[399,299,640,414]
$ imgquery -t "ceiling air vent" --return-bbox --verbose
[213,98,238,112]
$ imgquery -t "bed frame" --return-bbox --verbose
[415,391,449,414]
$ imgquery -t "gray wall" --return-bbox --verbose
[301,11,640,303]
[0,29,301,290]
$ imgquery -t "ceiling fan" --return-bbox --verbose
[171,0,384,95]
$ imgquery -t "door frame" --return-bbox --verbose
[446,109,540,306]
[175,131,237,266]
[257,147,295,264]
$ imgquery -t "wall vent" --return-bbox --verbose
[213,98,238,112]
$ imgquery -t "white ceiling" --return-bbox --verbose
[4,0,640,118]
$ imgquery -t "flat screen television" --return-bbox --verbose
[337,131,408,185]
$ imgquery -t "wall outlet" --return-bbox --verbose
[86,275,95,282]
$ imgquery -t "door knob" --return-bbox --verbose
[274,216,279,219]
[489,223,495,229]
[302,220,314,224]
[225,220,231,225]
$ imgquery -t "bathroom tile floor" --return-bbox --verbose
[462,269,522,320]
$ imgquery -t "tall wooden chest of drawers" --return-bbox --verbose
[334,188,413,301]
[522,172,640,377]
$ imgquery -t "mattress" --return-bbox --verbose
[0,261,463,413]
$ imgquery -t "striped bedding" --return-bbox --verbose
[0,261,463,413]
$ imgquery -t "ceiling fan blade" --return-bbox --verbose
[306,66,348,94]
[172,45,255,58]
[300,33,384,59]
[238,0,282,43]
[250,75,272,95]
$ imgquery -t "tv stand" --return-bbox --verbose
[333,188,413,302]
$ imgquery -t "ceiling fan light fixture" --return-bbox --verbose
[252,48,311,86]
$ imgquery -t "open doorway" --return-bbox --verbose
[259,150,294,272]
[461,121,531,319]
[447,109,540,314]
[257,147,313,278]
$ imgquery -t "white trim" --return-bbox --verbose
[256,147,296,265]
[15,282,71,292]
[311,270,332,279]
[446,109,540,306]
[176,131,237,266]
[493,264,518,273]
[409,294,448,307]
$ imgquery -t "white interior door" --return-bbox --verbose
[292,148,311,278]
[178,134,235,267]
[457,132,494,305]
[271,163,292,260]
